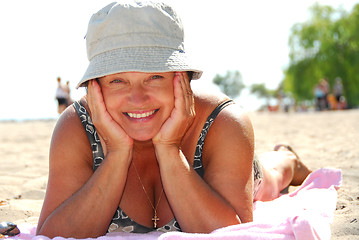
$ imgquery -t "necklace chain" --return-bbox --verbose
[132,161,164,229]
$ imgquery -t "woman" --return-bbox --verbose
[37,2,311,238]
[55,77,69,114]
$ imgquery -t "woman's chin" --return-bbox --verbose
[123,125,161,143]
[133,137,153,142]
[128,132,157,143]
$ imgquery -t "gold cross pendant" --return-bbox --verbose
[152,211,160,229]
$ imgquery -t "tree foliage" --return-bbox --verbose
[284,3,359,107]
[212,70,245,99]
[250,83,277,102]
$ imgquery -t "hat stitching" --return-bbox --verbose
[88,32,183,47]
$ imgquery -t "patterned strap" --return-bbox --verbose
[73,101,104,171]
[193,99,235,178]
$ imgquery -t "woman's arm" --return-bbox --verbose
[156,107,254,233]
[153,73,254,232]
[37,86,133,238]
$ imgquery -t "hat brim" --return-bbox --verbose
[77,47,202,88]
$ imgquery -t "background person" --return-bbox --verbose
[64,81,73,106]
[333,77,344,109]
[55,77,69,114]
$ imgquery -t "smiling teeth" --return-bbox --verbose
[127,110,156,119]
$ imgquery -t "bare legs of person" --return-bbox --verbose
[254,145,312,202]
[58,105,66,114]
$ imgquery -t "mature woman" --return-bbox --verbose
[36,1,311,238]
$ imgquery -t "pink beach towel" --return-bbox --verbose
[9,168,341,240]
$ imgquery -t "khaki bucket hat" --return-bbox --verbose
[77,1,203,88]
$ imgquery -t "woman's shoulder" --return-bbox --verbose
[54,101,83,132]
[193,89,229,115]
[51,98,92,156]
[194,90,254,151]
[192,90,254,177]
[193,90,250,122]
[192,90,254,148]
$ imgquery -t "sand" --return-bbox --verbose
[0,110,358,239]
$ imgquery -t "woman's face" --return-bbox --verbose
[98,72,175,141]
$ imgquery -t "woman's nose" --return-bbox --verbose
[128,85,149,105]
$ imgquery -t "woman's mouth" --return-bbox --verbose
[124,109,158,119]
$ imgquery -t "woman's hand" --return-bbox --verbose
[87,80,133,155]
[152,72,195,147]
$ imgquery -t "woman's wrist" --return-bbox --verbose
[106,147,133,168]
[154,143,189,169]
[153,142,180,155]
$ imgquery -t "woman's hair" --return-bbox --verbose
[187,71,194,81]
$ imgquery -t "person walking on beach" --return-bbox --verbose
[333,77,344,109]
[314,81,325,111]
[55,77,69,114]
[64,81,74,106]
[321,78,330,109]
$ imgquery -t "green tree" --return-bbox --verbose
[284,3,359,107]
[212,70,245,99]
[250,83,277,104]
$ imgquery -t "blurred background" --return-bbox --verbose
[1,0,358,120]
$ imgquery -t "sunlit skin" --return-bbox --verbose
[35,68,311,239]
[36,70,265,238]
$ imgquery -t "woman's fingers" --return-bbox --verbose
[173,73,185,114]
[87,80,133,152]
[153,73,194,146]
[178,72,195,118]
[88,80,106,123]
[87,80,100,119]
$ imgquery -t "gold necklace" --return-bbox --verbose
[132,161,164,229]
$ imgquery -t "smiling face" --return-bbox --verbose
[98,72,175,141]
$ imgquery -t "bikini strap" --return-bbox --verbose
[193,99,235,178]
[73,101,104,171]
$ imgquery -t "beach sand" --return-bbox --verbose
[0,110,358,239]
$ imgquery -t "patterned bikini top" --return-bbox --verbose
[73,99,235,233]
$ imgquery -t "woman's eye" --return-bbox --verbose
[110,79,124,84]
[107,79,128,89]
[150,75,163,80]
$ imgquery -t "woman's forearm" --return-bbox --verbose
[154,144,241,233]
[37,151,132,238]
